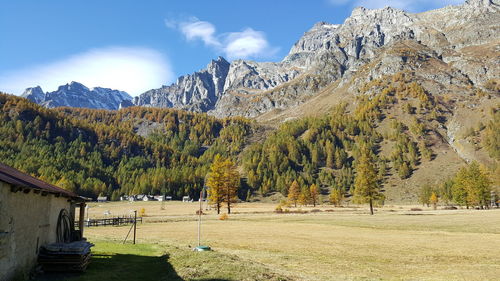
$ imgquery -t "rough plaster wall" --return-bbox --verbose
[0,182,72,281]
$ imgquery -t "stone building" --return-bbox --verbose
[0,163,86,281]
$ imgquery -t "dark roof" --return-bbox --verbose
[0,162,82,200]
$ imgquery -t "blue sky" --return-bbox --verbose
[0,0,463,96]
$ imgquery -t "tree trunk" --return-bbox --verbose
[217,202,220,214]
[369,199,374,215]
[227,198,231,214]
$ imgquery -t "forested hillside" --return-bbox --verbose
[0,70,498,203]
[0,93,251,199]
[242,72,499,201]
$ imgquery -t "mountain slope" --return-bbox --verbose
[22,81,132,110]
[132,0,499,119]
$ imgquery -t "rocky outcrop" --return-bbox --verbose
[20,0,498,116]
[22,82,132,110]
[133,57,230,111]
[131,0,499,118]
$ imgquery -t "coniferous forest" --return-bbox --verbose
[0,93,251,200]
[1,72,498,205]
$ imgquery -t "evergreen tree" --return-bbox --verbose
[207,155,226,214]
[222,158,240,214]
[454,162,491,209]
[298,186,311,206]
[430,192,438,210]
[288,180,300,207]
[419,184,433,207]
[329,188,344,207]
[353,147,382,215]
[310,184,320,207]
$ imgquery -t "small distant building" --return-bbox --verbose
[97,196,108,203]
[182,196,190,202]
[132,194,155,201]
[165,196,172,201]
[154,195,165,201]
[0,163,86,281]
[119,195,129,201]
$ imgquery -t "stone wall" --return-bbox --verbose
[0,181,74,281]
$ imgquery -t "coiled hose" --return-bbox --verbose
[56,209,73,243]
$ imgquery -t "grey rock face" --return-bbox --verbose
[134,57,230,111]
[21,86,45,104]
[134,0,499,118]
[22,82,132,110]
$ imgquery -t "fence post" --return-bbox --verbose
[133,210,137,245]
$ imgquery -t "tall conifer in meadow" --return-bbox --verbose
[288,180,300,207]
[353,147,382,215]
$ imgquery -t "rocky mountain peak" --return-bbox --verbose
[23,82,132,110]
[346,6,412,26]
[61,81,89,92]
[465,0,497,7]
[207,56,230,75]
[21,86,45,104]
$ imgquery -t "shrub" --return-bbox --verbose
[275,205,284,213]
[219,213,229,220]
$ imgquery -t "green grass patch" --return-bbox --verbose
[38,241,290,281]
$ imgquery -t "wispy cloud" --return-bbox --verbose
[0,47,174,96]
[166,17,278,60]
[328,0,464,12]
[179,20,221,47]
[223,28,276,60]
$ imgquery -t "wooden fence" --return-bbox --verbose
[76,216,142,227]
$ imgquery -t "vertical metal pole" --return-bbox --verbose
[198,190,203,247]
[133,210,137,245]
[79,202,86,239]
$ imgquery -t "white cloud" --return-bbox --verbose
[167,17,277,60]
[328,0,464,11]
[180,20,221,47]
[223,28,278,60]
[0,47,174,96]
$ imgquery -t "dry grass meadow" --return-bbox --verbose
[82,201,500,281]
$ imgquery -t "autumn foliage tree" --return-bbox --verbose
[430,192,438,210]
[206,154,240,214]
[288,180,300,207]
[298,186,311,206]
[310,184,320,207]
[207,155,226,214]
[353,147,383,215]
[453,162,491,209]
[329,188,344,207]
[222,158,240,214]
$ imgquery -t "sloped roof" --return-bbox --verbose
[0,162,82,200]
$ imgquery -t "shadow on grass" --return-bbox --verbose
[37,252,233,281]
[37,253,183,281]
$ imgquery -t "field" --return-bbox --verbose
[74,201,500,281]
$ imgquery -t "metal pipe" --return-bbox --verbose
[133,210,137,245]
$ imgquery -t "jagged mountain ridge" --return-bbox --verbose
[20,0,499,117]
[22,81,132,110]
[133,0,499,118]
